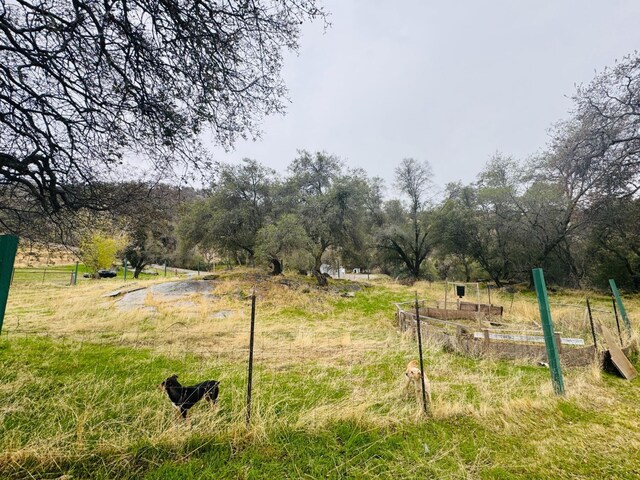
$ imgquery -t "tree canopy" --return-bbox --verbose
[377,158,434,281]
[0,0,325,231]
[6,33,640,291]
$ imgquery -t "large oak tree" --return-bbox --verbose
[0,0,325,232]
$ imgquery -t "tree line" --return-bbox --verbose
[175,54,640,290]
[1,0,639,290]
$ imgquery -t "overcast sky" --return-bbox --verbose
[205,0,640,196]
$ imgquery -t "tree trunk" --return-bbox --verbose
[411,264,420,280]
[269,258,283,275]
[461,255,472,282]
[133,261,145,279]
[311,253,328,286]
[312,268,328,286]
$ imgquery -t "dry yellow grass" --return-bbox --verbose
[13,242,77,267]
[6,274,398,367]
[2,270,640,479]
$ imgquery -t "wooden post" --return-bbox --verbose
[483,328,490,343]
[123,259,128,282]
[73,261,79,286]
[611,297,623,346]
[414,292,429,417]
[0,235,19,335]
[532,268,565,395]
[444,280,448,311]
[554,332,563,354]
[609,279,631,337]
[246,288,257,425]
[586,298,598,354]
[164,260,167,277]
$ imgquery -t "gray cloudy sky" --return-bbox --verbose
[206,0,640,194]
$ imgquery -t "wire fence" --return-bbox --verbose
[0,325,392,368]
[9,263,193,286]
[11,268,77,286]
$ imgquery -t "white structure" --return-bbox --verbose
[320,264,345,278]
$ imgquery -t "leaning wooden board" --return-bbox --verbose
[600,325,638,380]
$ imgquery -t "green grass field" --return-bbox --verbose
[1,271,639,479]
[11,263,178,286]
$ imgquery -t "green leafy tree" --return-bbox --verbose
[430,184,479,282]
[340,176,385,273]
[124,229,172,279]
[178,159,275,265]
[429,157,523,287]
[586,197,640,289]
[255,214,310,275]
[79,232,126,277]
[377,158,434,281]
[115,183,181,278]
[285,151,373,286]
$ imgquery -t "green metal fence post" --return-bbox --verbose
[532,268,565,395]
[0,235,19,335]
[612,297,623,345]
[609,279,631,337]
